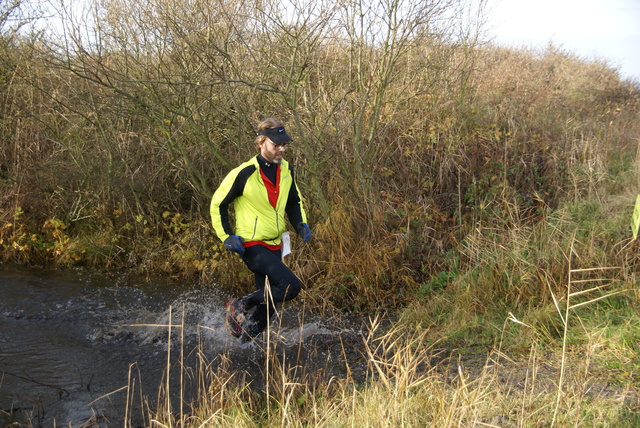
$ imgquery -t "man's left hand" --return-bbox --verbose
[297,223,311,243]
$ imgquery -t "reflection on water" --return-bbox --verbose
[0,264,336,427]
[0,264,237,426]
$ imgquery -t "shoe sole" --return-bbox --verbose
[225,300,243,338]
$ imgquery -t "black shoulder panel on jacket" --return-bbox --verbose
[217,163,257,236]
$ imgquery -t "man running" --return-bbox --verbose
[210,118,311,340]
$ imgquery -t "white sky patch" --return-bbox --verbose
[485,0,640,80]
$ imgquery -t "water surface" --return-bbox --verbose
[0,264,284,426]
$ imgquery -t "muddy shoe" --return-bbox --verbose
[225,299,246,338]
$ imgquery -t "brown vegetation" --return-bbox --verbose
[2,0,640,426]
[2,0,636,310]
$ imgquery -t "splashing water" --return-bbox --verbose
[0,265,341,426]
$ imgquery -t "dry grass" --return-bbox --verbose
[103,295,638,428]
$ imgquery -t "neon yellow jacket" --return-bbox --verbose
[210,156,307,246]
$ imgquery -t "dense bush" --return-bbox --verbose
[0,0,638,312]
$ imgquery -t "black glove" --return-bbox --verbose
[296,223,311,243]
[224,235,246,254]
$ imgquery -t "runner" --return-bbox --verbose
[210,118,311,340]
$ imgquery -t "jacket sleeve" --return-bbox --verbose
[285,167,307,229]
[210,165,253,241]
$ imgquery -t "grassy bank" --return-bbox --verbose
[128,287,639,427]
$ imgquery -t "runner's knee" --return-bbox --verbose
[282,278,301,301]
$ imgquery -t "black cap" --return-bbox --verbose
[256,126,291,144]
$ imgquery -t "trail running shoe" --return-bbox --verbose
[225,299,246,338]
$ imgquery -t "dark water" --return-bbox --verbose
[0,264,337,427]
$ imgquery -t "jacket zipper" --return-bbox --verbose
[252,216,258,240]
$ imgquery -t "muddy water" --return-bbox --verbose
[0,264,350,427]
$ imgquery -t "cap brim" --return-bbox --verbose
[268,133,291,144]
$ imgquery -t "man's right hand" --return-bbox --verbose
[224,235,246,255]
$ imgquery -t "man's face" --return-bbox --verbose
[259,138,287,164]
